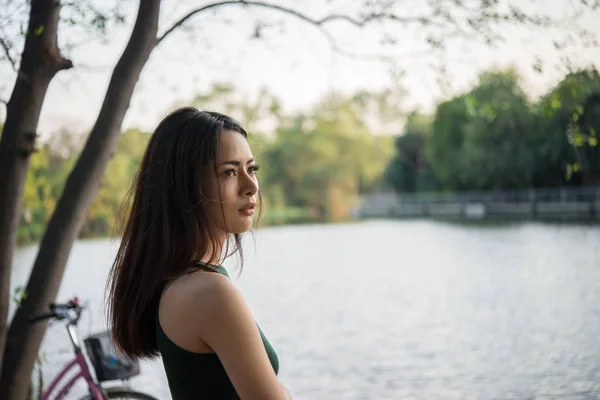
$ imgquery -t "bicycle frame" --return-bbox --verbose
[40,323,104,400]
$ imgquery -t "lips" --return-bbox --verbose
[239,203,256,212]
[238,203,256,216]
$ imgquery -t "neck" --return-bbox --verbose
[198,232,226,265]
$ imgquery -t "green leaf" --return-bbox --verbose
[465,96,477,117]
[91,13,108,32]
[589,137,598,147]
[12,286,28,308]
[565,164,573,181]
[33,25,44,36]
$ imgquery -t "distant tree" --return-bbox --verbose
[385,112,437,193]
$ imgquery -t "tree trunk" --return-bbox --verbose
[0,0,72,376]
[0,1,161,398]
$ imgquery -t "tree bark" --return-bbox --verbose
[0,0,72,376]
[0,1,161,398]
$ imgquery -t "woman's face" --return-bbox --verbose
[204,129,259,236]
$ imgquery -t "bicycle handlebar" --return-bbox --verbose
[51,297,80,310]
[28,297,85,325]
[28,313,58,323]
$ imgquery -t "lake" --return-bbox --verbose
[11,220,600,399]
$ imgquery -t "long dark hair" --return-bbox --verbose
[107,108,260,359]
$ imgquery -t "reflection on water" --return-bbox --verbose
[11,221,600,399]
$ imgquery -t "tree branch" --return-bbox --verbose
[156,0,587,72]
[156,0,441,46]
[56,57,74,72]
[0,34,17,71]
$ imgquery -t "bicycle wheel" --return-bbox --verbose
[79,386,160,400]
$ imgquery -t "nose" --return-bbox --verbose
[240,171,259,197]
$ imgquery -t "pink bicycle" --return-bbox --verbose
[29,297,159,400]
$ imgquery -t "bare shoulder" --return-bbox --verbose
[192,272,287,399]
[186,268,233,295]
[161,269,288,399]
[187,270,245,317]
[187,270,252,332]
[162,269,251,337]
[158,269,235,352]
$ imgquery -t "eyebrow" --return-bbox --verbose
[221,158,254,166]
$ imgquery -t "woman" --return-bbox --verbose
[107,108,291,399]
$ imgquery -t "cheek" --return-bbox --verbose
[202,173,219,200]
[222,183,239,206]
[207,179,235,207]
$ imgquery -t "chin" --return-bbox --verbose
[230,221,253,234]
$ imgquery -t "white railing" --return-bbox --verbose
[357,187,600,220]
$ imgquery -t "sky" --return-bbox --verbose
[1,0,600,136]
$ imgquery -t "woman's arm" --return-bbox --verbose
[282,384,292,400]
[193,275,287,400]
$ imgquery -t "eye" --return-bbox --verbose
[249,165,260,174]
[224,169,236,177]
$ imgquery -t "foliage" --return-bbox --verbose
[384,111,438,193]
[385,68,600,193]
[16,87,394,244]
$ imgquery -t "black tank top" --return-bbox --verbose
[156,263,279,399]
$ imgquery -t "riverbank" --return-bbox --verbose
[16,206,326,247]
[357,187,600,223]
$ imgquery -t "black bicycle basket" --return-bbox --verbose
[83,330,140,382]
